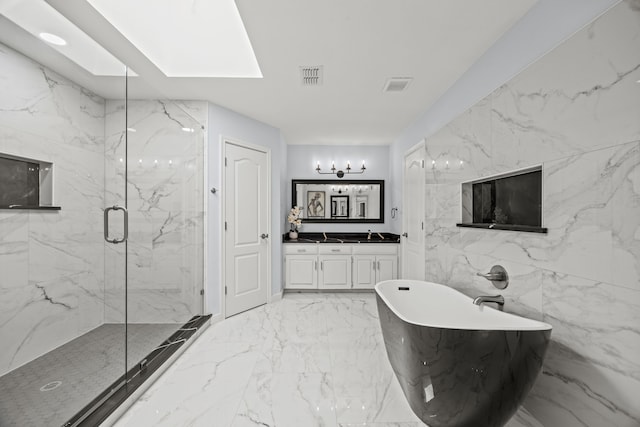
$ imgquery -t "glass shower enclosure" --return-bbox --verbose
[0,4,207,425]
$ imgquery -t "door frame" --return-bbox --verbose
[220,136,272,319]
[401,140,426,279]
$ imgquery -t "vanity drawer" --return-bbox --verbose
[284,244,318,255]
[352,244,398,255]
[318,245,352,255]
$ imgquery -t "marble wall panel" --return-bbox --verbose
[425,184,459,220]
[0,44,105,375]
[0,212,28,289]
[420,2,640,424]
[425,98,494,185]
[103,99,205,324]
[437,247,544,321]
[528,273,640,426]
[0,285,77,375]
[490,1,640,166]
[0,44,105,151]
[611,141,640,290]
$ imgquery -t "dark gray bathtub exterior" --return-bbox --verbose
[376,294,550,427]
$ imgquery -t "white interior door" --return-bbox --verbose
[224,141,270,317]
[402,143,425,280]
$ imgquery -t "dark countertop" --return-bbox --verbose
[283,232,400,244]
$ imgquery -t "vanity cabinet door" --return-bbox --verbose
[285,255,318,289]
[318,255,351,289]
[376,255,398,283]
[352,255,398,289]
[353,255,376,289]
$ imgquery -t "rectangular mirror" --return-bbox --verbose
[292,179,384,223]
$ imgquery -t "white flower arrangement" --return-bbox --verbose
[287,206,302,231]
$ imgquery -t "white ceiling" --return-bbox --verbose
[224,0,537,145]
[2,0,538,146]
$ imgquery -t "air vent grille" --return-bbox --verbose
[383,77,413,92]
[300,66,323,86]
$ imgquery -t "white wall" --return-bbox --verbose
[286,144,392,232]
[206,103,286,316]
[390,0,621,234]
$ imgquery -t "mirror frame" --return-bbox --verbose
[291,179,384,223]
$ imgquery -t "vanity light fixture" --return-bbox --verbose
[316,160,365,178]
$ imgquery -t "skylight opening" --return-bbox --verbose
[87,0,263,78]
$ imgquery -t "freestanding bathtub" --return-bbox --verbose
[375,280,551,427]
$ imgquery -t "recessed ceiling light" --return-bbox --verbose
[39,32,66,46]
[182,127,194,133]
[0,0,129,76]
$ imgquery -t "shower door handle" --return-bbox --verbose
[104,205,128,244]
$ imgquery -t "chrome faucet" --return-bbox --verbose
[473,295,505,311]
[367,229,372,240]
[476,265,509,289]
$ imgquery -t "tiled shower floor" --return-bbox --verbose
[114,293,543,427]
[0,323,180,427]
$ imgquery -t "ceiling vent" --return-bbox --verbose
[300,66,323,86]
[383,77,413,92]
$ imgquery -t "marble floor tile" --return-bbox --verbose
[114,341,261,427]
[339,424,422,427]
[231,372,337,427]
[114,292,541,427]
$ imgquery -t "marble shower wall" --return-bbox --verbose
[421,2,640,426]
[0,43,106,376]
[104,99,206,324]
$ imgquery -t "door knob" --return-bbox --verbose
[261,233,269,239]
[402,232,408,237]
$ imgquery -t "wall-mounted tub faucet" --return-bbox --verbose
[473,295,505,311]
[477,265,509,289]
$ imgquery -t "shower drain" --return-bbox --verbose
[40,381,62,392]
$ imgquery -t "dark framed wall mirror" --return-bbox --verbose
[292,179,384,223]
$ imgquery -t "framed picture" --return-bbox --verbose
[306,191,325,217]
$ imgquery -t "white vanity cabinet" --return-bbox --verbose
[352,245,398,289]
[318,245,351,289]
[284,243,398,290]
[284,244,318,289]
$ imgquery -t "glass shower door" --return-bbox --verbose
[121,83,206,377]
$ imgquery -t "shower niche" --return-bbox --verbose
[457,166,547,233]
[0,153,59,210]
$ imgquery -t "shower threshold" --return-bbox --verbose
[66,314,211,427]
